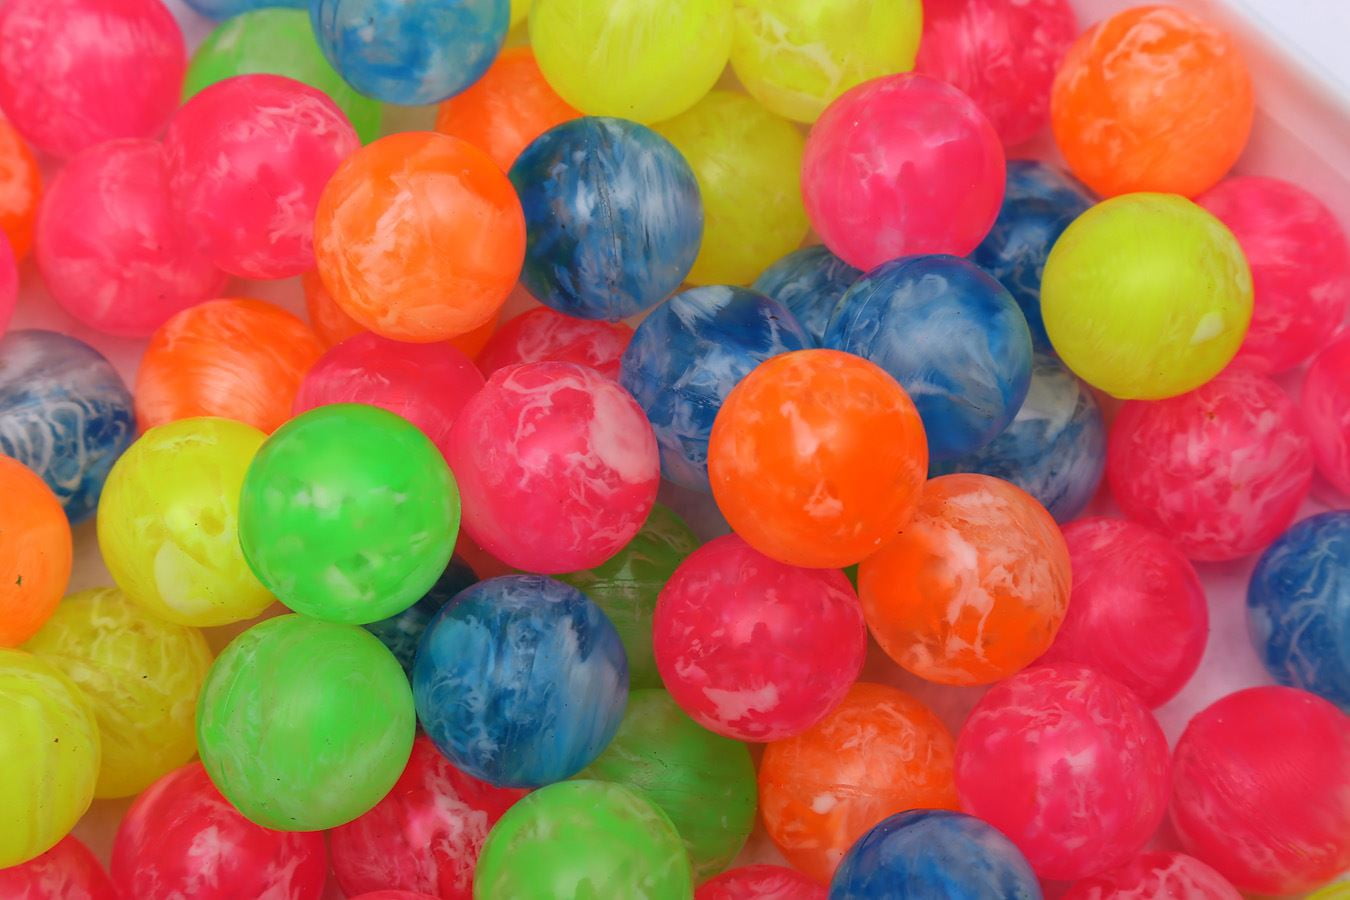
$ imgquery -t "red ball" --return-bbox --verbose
[696,864,826,900]
[0,835,116,900]
[477,307,633,381]
[1061,851,1241,900]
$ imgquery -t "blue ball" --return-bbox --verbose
[0,330,134,524]
[412,574,629,787]
[824,254,1033,461]
[310,0,508,105]
[186,0,306,17]
[620,286,809,492]
[830,810,1042,900]
[1247,511,1350,710]
[752,245,861,347]
[509,116,703,321]
[932,353,1105,523]
[971,161,1094,351]
[364,555,478,677]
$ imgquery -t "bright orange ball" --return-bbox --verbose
[0,456,71,646]
[0,115,40,259]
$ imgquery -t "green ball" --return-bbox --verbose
[196,614,415,831]
[557,504,699,688]
[183,8,383,144]
[475,779,693,898]
[239,404,460,624]
[577,689,756,881]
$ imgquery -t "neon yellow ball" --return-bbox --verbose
[510,0,530,27]
[0,648,99,868]
[730,0,923,123]
[1308,883,1350,899]
[98,417,272,627]
[655,90,807,286]
[1041,193,1253,400]
[530,0,732,123]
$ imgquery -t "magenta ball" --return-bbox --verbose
[477,307,634,381]
[164,74,359,280]
[447,361,659,574]
[1061,851,1241,900]
[801,73,1005,270]
[1170,686,1350,895]
[955,663,1170,881]
[653,533,867,742]
[1304,334,1350,498]
[0,237,15,338]
[1108,367,1314,562]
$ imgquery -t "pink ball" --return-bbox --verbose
[1108,367,1314,561]
[447,361,659,573]
[1061,851,1241,900]
[653,533,867,742]
[1304,334,1350,497]
[0,235,15,338]
[1197,176,1350,373]
[294,332,485,461]
[1039,517,1207,707]
[696,864,826,900]
[164,74,359,280]
[349,893,441,900]
[955,663,1170,881]
[35,138,227,337]
[477,307,634,381]
[0,0,184,158]
[801,73,1005,270]
[1170,686,1350,895]
[0,835,116,900]
[915,0,1078,147]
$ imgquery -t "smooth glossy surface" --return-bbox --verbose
[0,835,115,900]
[0,458,71,646]
[477,307,633,381]
[1304,335,1350,497]
[0,114,41,260]
[1062,852,1241,900]
[699,866,825,900]
[752,246,860,348]
[363,557,478,677]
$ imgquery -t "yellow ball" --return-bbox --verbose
[730,0,923,123]
[530,0,732,123]
[98,417,272,627]
[1041,193,1253,400]
[510,0,530,27]
[0,648,99,867]
[1309,884,1350,899]
[655,90,807,286]
[24,587,213,798]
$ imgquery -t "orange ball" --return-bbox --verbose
[859,473,1071,686]
[0,114,40,259]
[708,349,927,568]
[1051,5,1252,198]
[314,132,525,343]
[135,298,324,433]
[0,456,71,646]
[758,682,958,884]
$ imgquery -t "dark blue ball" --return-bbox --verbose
[363,555,478,676]
[752,245,861,347]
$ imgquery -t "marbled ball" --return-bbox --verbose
[1304,334,1350,497]
[698,866,825,900]
[477,307,633,381]
[0,457,72,647]
[1062,852,1241,900]
[186,0,307,15]
[0,239,14,338]
[363,557,478,677]
[752,245,861,347]
[0,835,116,900]
[0,114,40,263]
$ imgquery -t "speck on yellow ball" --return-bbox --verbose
[24,587,213,799]
[97,416,272,628]
[1041,193,1253,400]
[530,0,732,123]
[655,90,807,286]
[731,0,924,123]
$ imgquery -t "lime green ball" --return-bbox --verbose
[577,689,755,881]
[475,779,694,897]
[196,615,414,831]
[655,91,808,286]
[183,8,382,144]
[1042,193,1253,400]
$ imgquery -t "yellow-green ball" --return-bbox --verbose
[510,0,530,27]
[530,0,732,123]
[1308,883,1350,899]
[655,90,807,286]
[1041,193,1253,400]
[0,648,99,868]
[731,0,923,123]
[98,417,272,627]
[25,587,213,799]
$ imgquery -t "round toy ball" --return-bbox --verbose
[477,307,634,381]
[698,866,824,900]
[311,0,508,106]
[412,575,628,787]
[0,457,72,646]
[0,231,14,338]
[802,73,1005,270]
[1304,335,1350,497]
[0,835,116,899]
[0,113,42,260]
[1062,851,1242,900]
[362,557,478,677]
[530,0,731,123]
[0,329,134,524]
[752,245,861,348]
[197,615,415,831]
[1170,686,1350,894]
[474,780,693,897]
[1041,193,1253,399]
[510,117,702,322]
[1052,6,1252,198]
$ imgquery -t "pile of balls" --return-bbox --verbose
[0,0,1347,897]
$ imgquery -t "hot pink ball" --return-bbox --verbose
[477,307,634,381]
[1170,686,1350,895]
[1039,517,1207,707]
[0,835,116,900]
[915,0,1078,147]
[696,864,826,900]
[35,138,227,337]
[446,361,659,574]
[1062,851,1241,900]
[801,73,1005,270]
[349,893,440,900]
[955,663,1170,881]
[0,235,15,338]
[653,533,867,742]
[0,0,184,158]
[1108,367,1314,562]
[1304,334,1350,498]
[164,74,359,280]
